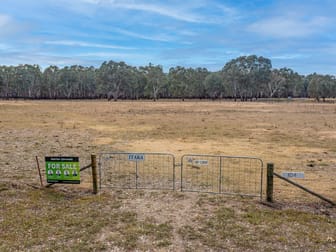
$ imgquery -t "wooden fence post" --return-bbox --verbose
[91,154,98,194]
[266,163,274,202]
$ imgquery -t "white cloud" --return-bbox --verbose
[248,16,329,38]
[0,14,24,37]
[213,2,241,23]
[77,51,144,58]
[111,2,202,23]
[44,40,135,50]
[112,28,175,42]
[0,14,11,27]
[73,0,216,23]
[80,0,101,3]
[0,43,12,50]
[272,54,309,60]
[0,51,89,68]
[76,51,156,66]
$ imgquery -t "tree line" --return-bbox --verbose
[0,55,335,101]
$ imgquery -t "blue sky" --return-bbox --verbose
[0,0,335,74]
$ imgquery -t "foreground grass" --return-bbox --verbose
[0,182,173,251]
[1,182,335,251]
[181,195,336,251]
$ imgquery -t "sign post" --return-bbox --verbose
[45,157,80,184]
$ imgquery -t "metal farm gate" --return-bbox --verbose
[99,152,263,198]
[181,154,264,198]
[99,152,175,190]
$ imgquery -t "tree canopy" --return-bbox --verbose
[0,55,335,101]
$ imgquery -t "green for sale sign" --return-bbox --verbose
[45,157,80,184]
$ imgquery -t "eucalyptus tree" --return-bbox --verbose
[308,74,322,101]
[204,72,224,99]
[42,65,97,99]
[222,61,240,100]
[331,76,336,98]
[22,64,42,98]
[168,66,209,99]
[222,55,272,101]
[268,69,286,98]
[97,61,136,101]
[75,65,98,98]
[294,75,309,98]
[8,64,41,98]
[168,66,189,99]
[308,74,335,102]
[131,68,147,99]
[320,75,335,101]
[140,63,166,101]
[0,66,15,98]
[57,66,81,98]
[249,56,272,98]
[276,68,303,97]
[82,66,98,98]
[123,66,144,100]
[0,68,3,96]
[43,65,59,98]
[187,67,208,98]
[12,65,24,97]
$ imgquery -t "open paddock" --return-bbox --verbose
[0,99,335,251]
[0,99,335,202]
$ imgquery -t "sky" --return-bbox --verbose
[0,0,335,75]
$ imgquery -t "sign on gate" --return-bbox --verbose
[128,153,145,161]
[193,160,209,165]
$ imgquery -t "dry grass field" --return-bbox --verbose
[0,99,335,251]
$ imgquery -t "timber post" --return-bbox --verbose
[91,154,98,194]
[266,163,274,202]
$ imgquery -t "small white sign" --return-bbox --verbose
[282,172,305,179]
[194,160,209,165]
[128,154,145,161]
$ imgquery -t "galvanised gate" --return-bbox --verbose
[99,152,263,198]
[181,154,263,198]
[99,152,176,190]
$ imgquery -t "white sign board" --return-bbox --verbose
[194,160,209,165]
[128,154,145,161]
[282,172,305,179]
